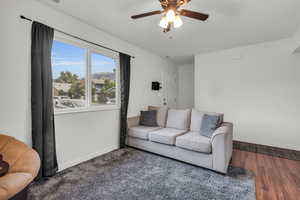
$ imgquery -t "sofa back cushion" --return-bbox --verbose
[148,106,168,127]
[139,110,158,127]
[166,109,191,130]
[190,109,224,132]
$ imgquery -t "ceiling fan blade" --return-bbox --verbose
[131,10,162,19]
[179,9,209,21]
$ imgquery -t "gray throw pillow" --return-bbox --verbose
[139,110,158,127]
[148,106,168,127]
[200,114,221,138]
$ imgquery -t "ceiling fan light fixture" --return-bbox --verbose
[174,15,183,28]
[166,9,176,22]
[159,16,169,29]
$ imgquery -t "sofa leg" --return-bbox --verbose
[9,186,28,200]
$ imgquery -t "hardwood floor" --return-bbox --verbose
[231,149,300,200]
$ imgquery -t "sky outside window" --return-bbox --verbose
[52,40,116,78]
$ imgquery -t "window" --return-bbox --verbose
[91,52,116,106]
[52,33,119,114]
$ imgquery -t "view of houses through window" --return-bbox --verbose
[52,38,117,112]
[91,52,116,106]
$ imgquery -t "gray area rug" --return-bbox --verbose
[29,148,256,200]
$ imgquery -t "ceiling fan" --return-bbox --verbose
[131,0,209,33]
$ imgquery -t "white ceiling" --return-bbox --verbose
[39,0,300,65]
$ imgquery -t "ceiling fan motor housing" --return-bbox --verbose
[160,0,191,10]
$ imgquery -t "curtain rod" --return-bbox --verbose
[20,15,135,59]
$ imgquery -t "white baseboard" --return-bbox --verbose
[58,145,119,171]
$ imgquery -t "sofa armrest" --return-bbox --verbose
[210,122,233,173]
[127,116,140,129]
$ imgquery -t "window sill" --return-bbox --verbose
[54,105,120,116]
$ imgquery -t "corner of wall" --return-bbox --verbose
[291,26,300,53]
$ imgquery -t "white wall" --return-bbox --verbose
[0,0,178,170]
[129,57,178,117]
[177,64,194,109]
[195,38,300,151]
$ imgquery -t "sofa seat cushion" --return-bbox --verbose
[149,128,187,145]
[176,131,212,153]
[128,126,162,140]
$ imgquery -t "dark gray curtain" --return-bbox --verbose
[119,53,131,148]
[31,22,58,179]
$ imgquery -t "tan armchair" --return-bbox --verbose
[0,134,40,200]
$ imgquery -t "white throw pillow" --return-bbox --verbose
[166,109,191,130]
[190,109,224,132]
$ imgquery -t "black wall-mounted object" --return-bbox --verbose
[152,82,161,91]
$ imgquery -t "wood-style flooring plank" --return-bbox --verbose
[231,149,300,200]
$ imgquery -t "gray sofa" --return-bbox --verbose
[126,107,233,174]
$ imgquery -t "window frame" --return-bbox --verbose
[53,32,120,115]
